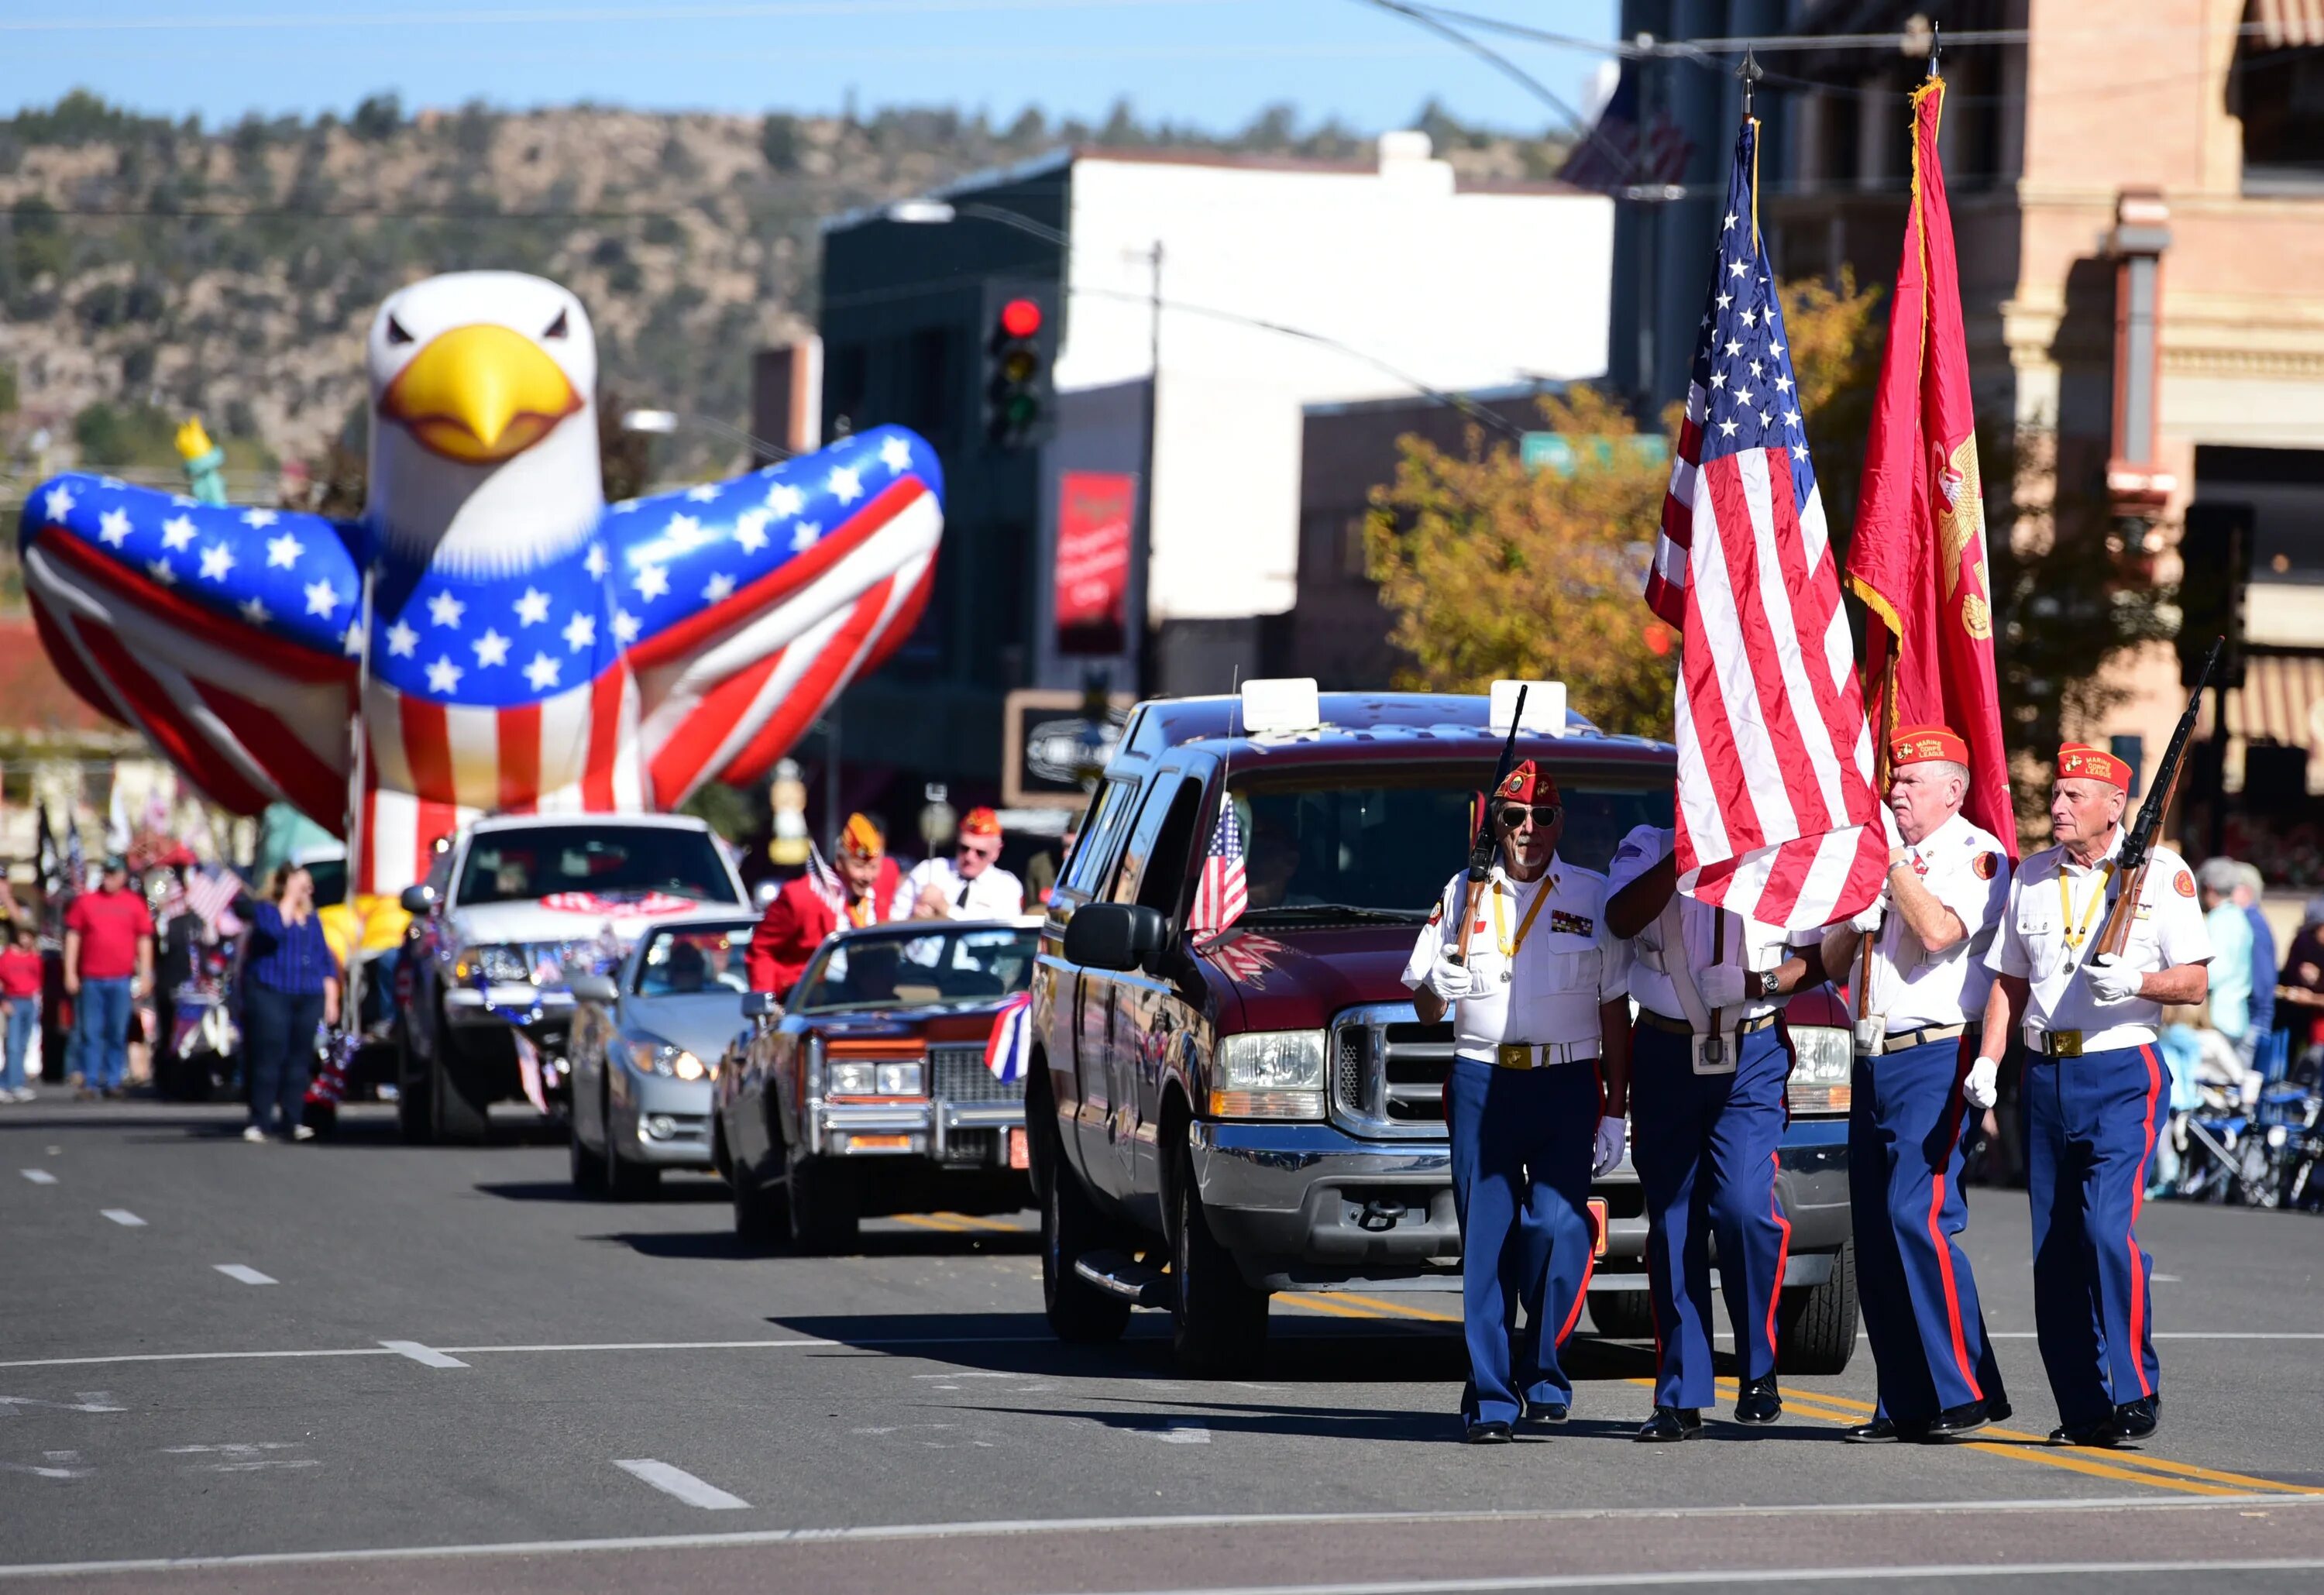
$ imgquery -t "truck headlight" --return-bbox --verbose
[1210,1030,1326,1120]
[457,944,531,985]
[1785,1026,1852,1115]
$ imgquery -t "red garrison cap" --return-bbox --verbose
[959,806,1002,838]
[2056,742,2130,792]
[1494,759,1559,806]
[1890,725,1969,767]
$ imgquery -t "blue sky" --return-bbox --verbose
[1,0,1618,137]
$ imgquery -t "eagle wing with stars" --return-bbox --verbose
[18,475,363,825]
[603,424,944,808]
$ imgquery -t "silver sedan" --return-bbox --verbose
[565,913,756,1199]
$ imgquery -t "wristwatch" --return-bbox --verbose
[1755,969,1783,999]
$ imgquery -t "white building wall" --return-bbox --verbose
[1050,142,1614,624]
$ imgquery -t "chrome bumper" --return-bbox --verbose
[443,985,576,1028]
[808,1098,1025,1164]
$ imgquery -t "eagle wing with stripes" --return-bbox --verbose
[607,424,943,810]
[18,475,361,827]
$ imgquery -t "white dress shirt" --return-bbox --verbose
[905,857,1026,921]
[1857,812,2013,1033]
[1403,858,1629,1060]
[1607,824,1792,1026]
[1983,830,2212,1051]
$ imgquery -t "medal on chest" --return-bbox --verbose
[1490,877,1556,983]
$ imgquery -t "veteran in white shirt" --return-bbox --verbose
[907,806,1026,921]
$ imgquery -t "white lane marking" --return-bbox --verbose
[212,1265,277,1286]
[1150,1421,1210,1444]
[0,1497,2316,1582]
[1050,1560,2324,1593]
[0,1394,124,1414]
[614,1459,750,1511]
[0,1451,90,1480]
[100,1210,145,1227]
[163,1443,317,1473]
[19,1170,56,1185]
[380,1341,468,1369]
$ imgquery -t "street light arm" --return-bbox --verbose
[951,203,1071,249]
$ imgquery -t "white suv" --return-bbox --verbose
[394,813,748,1143]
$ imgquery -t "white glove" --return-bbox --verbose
[1880,803,1906,852]
[1851,898,1886,935]
[1593,1114,1628,1176]
[1962,1055,1999,1112]
[1424,953,1473,1002]
[2085,957,2145,1004]
[1699,965,1748,1009]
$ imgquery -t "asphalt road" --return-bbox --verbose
[5,1093,2324,1595]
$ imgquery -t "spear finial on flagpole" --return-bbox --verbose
[1927,21,1943,81]
[1735,44,1764,118]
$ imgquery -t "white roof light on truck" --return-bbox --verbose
[1238,677,1322,736]
[1490,679,1568,737]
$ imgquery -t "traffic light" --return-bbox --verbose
[2176,500,2250,689]
[983,283,1056,452]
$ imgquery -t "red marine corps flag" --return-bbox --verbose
[1845,76,2015,857]
[1645,115,1886,930]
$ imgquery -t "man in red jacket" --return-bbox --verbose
[747,813,908,998]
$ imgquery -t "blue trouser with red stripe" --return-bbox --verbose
[2023,1042,2165,1432]
[1631,1022,1792,1409]
[1443,1055,1600,1425]
[1850,1034,2009,1425]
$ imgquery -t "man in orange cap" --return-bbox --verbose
[1977,742,2211,1447]
[746,813,908,997]
[1404,759,1631,1443]
[1815,726,2013,1442]
[907,806,1026,921]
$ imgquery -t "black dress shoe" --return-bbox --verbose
[1845,1418,1903,1443]
[2112,1397,2159,1442]
[2048,1419,2121,1448]
[1924,1400,1992,1441]
[1462,1419,1514,1445]
[1522,1401,1569,1426]
[1635,1406,1703,1442]
[1734,1377,1781,1425]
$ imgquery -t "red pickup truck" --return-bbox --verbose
[1028,685,1858,1373]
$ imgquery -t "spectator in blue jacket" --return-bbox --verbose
[240,865,339,1143]
[2237,865,2276,1063]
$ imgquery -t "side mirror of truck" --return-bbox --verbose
[1062,903,1166,972]
[399,883,438,915]
[739,991,779,1019]
[564,973,620,1004]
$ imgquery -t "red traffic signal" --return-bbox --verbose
[999,297,1043,339]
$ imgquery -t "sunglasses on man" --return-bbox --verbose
[1496,803,1562,830]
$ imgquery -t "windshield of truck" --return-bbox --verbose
[455,827,734,907]
[792,926,1040,1013]
[633,922,755,996]
[1228,770,1672,923]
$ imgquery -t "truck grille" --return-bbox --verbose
[1329,1002,1456,1140]
[931,1044,1020,1104]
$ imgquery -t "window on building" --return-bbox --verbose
[825,339,868,436]
[902,325,954,446]
[2234,41,2324,192]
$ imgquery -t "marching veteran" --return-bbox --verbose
[746,813,910,998]
[1977,743,2210,1448]
[908,806,1027,920]
[1404,760,1631,1445]
[1606,821,1816,1441]
[1815,727,2013,1443]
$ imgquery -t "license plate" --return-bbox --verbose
[1588,1196,1608,1258]
[1008,1127,1030,1170]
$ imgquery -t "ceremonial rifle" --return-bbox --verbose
[1450,685,1528,968]
[2092,636,2220,961]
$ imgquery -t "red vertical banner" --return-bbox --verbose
[1054,470,1134,656]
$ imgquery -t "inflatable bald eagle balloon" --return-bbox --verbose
[18,272,941,893]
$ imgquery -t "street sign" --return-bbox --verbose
[1520,432,1669,476]
[1002,689,1136,809]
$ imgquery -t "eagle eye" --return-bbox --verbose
[385,314,414,345]
[543,308,569,340]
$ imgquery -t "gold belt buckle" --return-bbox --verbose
[2050,1030,2084,1058]
[1495,1043,1535,1070]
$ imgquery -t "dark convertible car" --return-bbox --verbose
[714,918,1040,1252]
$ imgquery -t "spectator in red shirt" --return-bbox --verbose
[1,920,42,1104]
[64,856,154,1099]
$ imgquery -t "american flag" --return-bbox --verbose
[19,426,939,896]
[182,866,244,935]
[1644,118,1886,932]
[984,990,1034,1084]
[1188,803,1249,939]
[1558,61,1692,193]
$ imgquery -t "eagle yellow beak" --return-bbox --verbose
[381,323,582,464]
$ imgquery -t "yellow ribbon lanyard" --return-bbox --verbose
[1490,875,1556,962]
[2056,861,2116,967]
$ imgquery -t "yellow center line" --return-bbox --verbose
[1322,1291,1464,1325]
[1694,1377,2313,1498]
[892,1214,971,1233]
[1280,1294,1398,1321]
[927,1212,1026,1232]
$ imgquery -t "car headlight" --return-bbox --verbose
[875,1061,923,1096]
[627,1041,706,1080]
[828,1060,878,1098]
[1785,1026,1853,1115]
[1210,1030,1326,1119]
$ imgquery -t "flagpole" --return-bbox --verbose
[1856,645,1898,1011]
